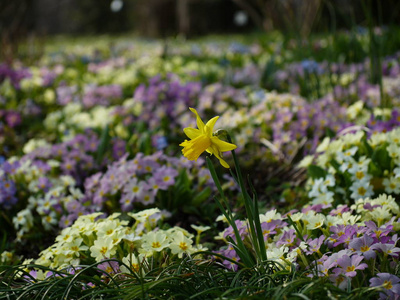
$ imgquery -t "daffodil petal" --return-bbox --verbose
[204,116,219,134]
[211,137,237,152]
[206,144,230,168]
[218,157,230,168]
[213,151,230,168]
[189,107,205,132]
[183,127,201,139]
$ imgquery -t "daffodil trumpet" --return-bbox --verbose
[180,108,237,168]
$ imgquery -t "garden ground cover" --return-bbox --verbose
[1,29,400,299]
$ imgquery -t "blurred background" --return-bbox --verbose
[1,0,400,62]
[2,1,400,37]
[0,0,400,39]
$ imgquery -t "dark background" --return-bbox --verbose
[1,0,400,62]
[2,0,400,36]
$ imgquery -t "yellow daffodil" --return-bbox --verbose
[180,108,237,168]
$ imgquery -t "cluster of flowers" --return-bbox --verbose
[43,101,116,137]
[23,208,208,280]
[56,83,123,109]
[2,132,219,243]
[0,159,19,209]
[303,128,400,207]
[0,109,22,128]
[0,132,115,239]
[367,108,400,134]
[216,191,400,298]
[133,74,201,131]
[191,87,350,160]
[83,150,220,214]
[0,63,31,89]
[262,48,400,105]
[338,62,400,109]
[3,35,399,164]
[44,75,203,153]
[248,92,349,157]
[0,109,23,156]
[1,156,81,238]
[346,100,400,135]
[24,131,105,184]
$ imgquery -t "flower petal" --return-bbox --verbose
[211,137,237,152]
[204,116,219,135]
[183,127,201,139]
[189,108,205,132]
[213,151,230,168]
[207,144,231,168]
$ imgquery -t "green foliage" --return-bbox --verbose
[96,125,111,165]
[0,259,382,299]
[307,165,327,180]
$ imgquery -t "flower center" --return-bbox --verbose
[346,266,355,273]
[383,280,393,290]
[358,186,367,196]
[179,242,188,251]
[132,263,140,272]
[152,242,161,249]
[355,171,364,180]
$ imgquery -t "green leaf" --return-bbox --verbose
[175,169,190,189]
[330,159,341,172]
[173,170,192,207]
[96,125,110,164]
[372,145,391,171]
[307,165,327,179]
[361,138,373,156]
[192,186,211,206]
[369,160,381,177]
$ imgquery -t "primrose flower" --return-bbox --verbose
[348,235,376,259]
[169,231,194,258]
[190,224,211,234]
[140,231,170,256]
[120,254,144,275]
[334,254,368,277]
[98,260,120,275]
[180,108,237,168]
[370,273,400,300]
[90,237,117,262]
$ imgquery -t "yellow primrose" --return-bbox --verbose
[180,108,237,168]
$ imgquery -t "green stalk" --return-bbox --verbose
[206,157,254,267]
[227,135,267,263]
[362,0,384,107]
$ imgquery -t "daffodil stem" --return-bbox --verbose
[226,134,267,263]
[206,156,254,267]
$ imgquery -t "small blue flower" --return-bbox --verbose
[156,136,168,150]
[301,59,322,74]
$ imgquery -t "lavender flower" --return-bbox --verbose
[276,229,297,248]
[98,260,121,275]
[371,243,400,257]
[333,254,368,278]
[305,235,325,255]
[348,235,377,259]
[370,273,400,300]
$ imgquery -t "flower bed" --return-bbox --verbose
[2,31,400,299]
